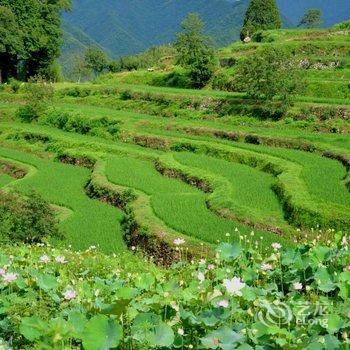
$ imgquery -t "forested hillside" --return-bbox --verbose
[62,0,250,60]
[62,0,350,63]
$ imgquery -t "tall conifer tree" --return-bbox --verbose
[240,0,281,40]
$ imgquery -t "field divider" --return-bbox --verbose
[132,132,350,232]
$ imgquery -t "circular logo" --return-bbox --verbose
[257,300,293,327]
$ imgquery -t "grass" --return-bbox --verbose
[0,173,13,187]
[174,152,286,227]
[105,154,290,246]
[0,146,125,253]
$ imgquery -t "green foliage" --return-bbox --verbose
[175,13,216,88]
[0,5,23,83]
[84,45,108,76]
[8,78,21,93]
[0,190,60,244]
[233,47,301,101]
[0,233,348,348]
[16,78,54,122]
[0,0,71,80]
[333,20,350,30]
[240,0,282,40]
[298,9,323,28]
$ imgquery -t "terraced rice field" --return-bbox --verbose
[0,78,349,256]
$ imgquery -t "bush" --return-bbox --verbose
[0,190,61,244]
[8,77,21,93]
[16,77,54,122]
[233,47,302,102]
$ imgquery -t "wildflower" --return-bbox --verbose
[177,328,185,336]
[218,299,229,308]
[0,268,6,276]
[223,277,245,296]
[173,238,185,246]
[198,272,205,283]
[63,289,77,301]
[293,282,303,290]
[261,263,273,271]
[208,264,215,271]
[2,273,17,283]
[55,256,67,264]
[39,255,50,263]
[272,242,282,251]
[131,246,136,251]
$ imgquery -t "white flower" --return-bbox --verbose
[293,282,303,290]
[223,277,245,296]
[173,238,185,246]
[218,299,229,308]
[63,289,76,301]
[261,263,273,271]
[2,273,17,283]
[39,255,50,264]
[177,328,184,336]
[197,272,205,283]
[55,256,67,264]
[272,242,282,251]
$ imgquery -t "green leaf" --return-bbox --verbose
[20,316,46,341]
[216,243,242,262]
[36,273,58,291]
[82,315,122,350]
[102,299,131,317]
[135,273,155,290]
[325,314,343,334]
[150,323,175,348]
[324,334,341,350]
[201,326,244,349]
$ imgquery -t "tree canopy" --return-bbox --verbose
[0,0,71,82]
[240,0,281,40]
[298,9,323,29]
[175,13,216,88]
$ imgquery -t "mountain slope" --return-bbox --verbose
[277,0,350,26]
[62,0,250,59]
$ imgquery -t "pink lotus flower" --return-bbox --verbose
[63,289,76,301]
[272,242,282,251]
[2,273,17,283]
[55,256,67,264]
[0,268,6,276]
[261,263,273,271]
[39,255,50,264]
[218,299,229,308]
[208,264,215,271]
[173,238,185,246]
[293,282,303,290]
[223,277,245,296]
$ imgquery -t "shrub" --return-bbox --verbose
[233,47,301,102]
[8,77,21,93]
[0,190,61,244]
[16,77,54,122]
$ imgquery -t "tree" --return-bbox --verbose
[70,54,93,82]
[298,9,322,29]
[240,0,281,40]
[0,0,71,81]
[0,6,23,83]
[233,47,300,101]
[84,46,108,76]
[174,13,216,88]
